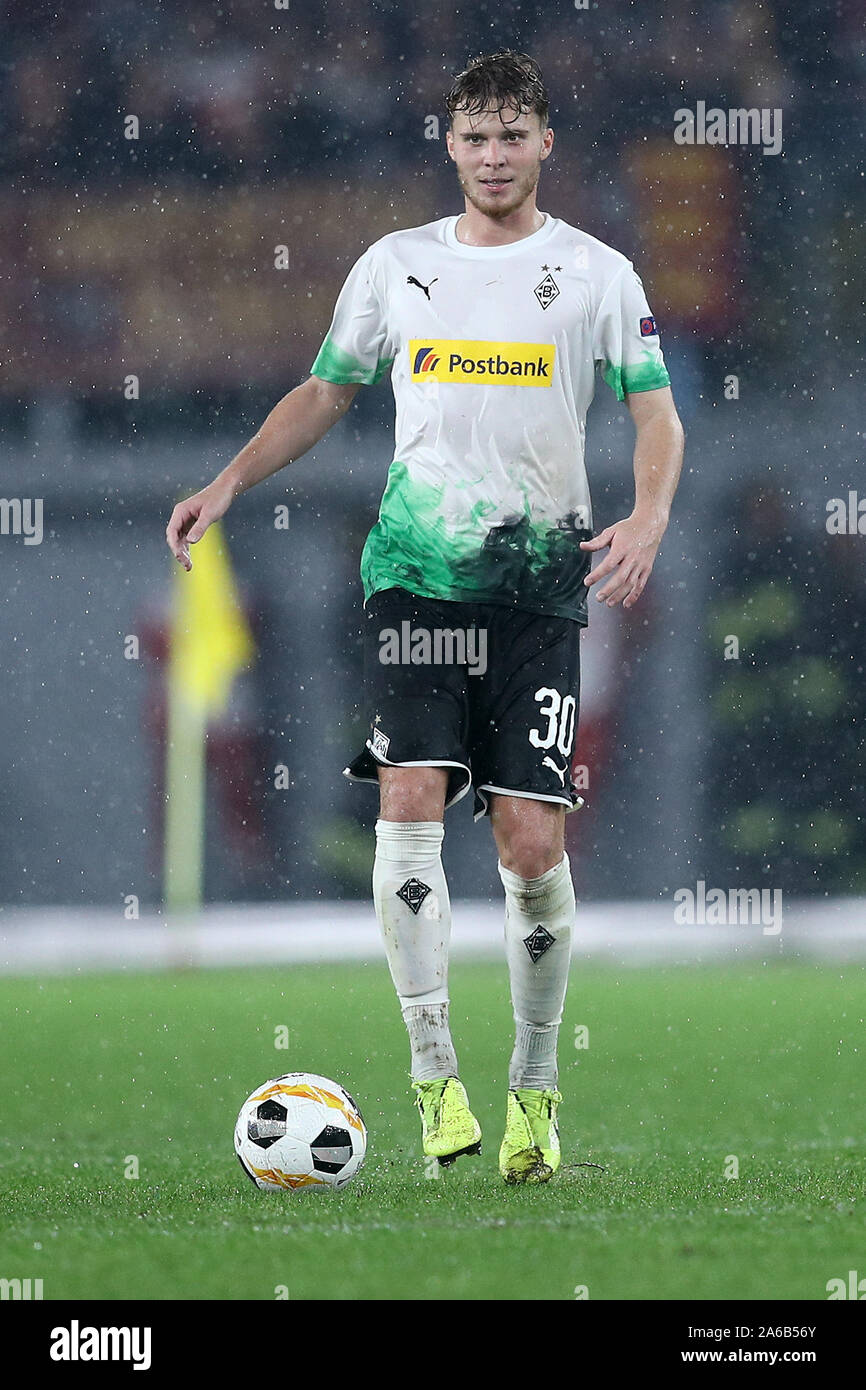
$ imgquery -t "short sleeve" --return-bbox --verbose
[310,245,395,386]
[593,264,671,402]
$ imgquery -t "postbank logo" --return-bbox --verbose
[410,339,555,385]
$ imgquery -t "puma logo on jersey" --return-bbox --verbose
[409,339,555,386]
[407,275,438,299]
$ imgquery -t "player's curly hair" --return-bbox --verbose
[445,51,549,129]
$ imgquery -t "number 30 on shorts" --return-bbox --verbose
[528,687,577,757]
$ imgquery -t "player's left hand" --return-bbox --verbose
[580,509,667,609]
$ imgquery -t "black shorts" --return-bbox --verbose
[343,587,583,821]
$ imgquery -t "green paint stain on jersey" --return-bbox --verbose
[311,333,394,386]
[603,350,671,402]
[360,459,592,622]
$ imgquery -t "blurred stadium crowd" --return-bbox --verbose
[2,0,861,423]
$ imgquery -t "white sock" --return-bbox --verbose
[373,819,458,1081]
[401,1002,456,1083]
[498,852,575,1090]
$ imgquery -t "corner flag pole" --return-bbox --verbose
[163,522,255,913]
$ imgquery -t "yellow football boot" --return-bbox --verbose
[411,1077,482,1166]
[499,1087,562,1184]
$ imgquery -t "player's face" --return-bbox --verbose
[447,105,553,218]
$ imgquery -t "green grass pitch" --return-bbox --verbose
[0,960,863,1300]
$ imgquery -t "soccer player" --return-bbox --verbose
[166,51,684,1184]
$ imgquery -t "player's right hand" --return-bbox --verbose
[165,481,233,571]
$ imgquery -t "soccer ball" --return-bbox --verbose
[234,1072,367,1192]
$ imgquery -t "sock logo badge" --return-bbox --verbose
[396,877,431,915]
[523,923,555,962]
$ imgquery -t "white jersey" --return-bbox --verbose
[311,212,669,623]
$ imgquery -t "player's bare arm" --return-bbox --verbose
[581,384,684,609]
[165,376,360,569]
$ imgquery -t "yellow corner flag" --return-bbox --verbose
[163,522,255,913]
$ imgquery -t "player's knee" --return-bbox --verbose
[497,828,564,879]
[377,765,448,823]
[492,797,565,878]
